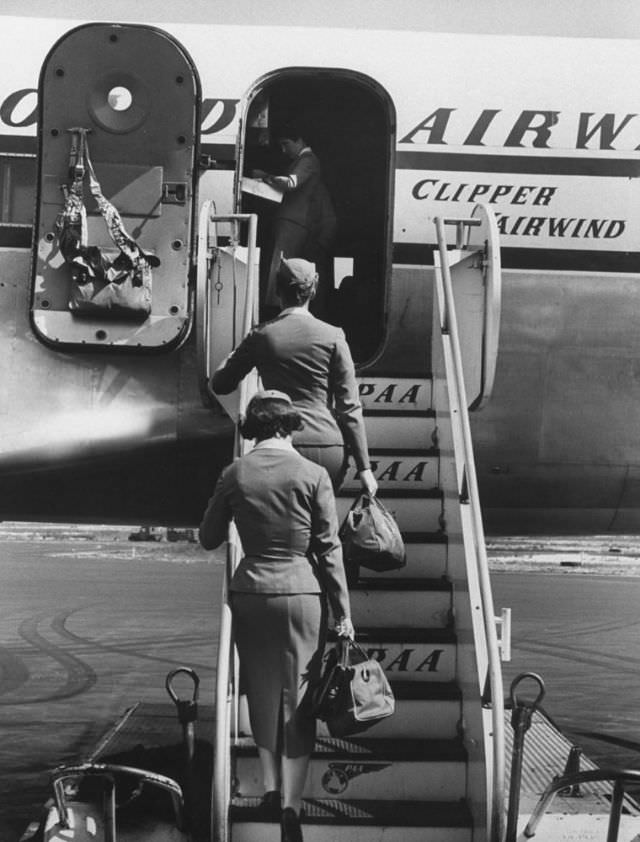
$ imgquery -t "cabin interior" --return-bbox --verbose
[238,70,394,364]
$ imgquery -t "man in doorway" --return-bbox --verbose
[254,122,337,319]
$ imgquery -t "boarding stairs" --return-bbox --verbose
[199,203,507,842]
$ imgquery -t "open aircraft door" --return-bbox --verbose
[31,23,200,350]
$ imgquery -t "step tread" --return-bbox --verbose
[357,372,433,381]
[234,736,466,762]
[354,627,456,644]
[403,532,448,544]
[367,447,439,457]
[230,797,472,826]
[363,409,436,418]
[389,680,462,701]
[353,577,452,591]
[337,488,443,499]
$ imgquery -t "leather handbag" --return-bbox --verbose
[312,640,395,737]
[339,494,406,572]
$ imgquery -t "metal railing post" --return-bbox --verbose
[505,674,545,842]
[208,216,260,841]
[196,209,259,407]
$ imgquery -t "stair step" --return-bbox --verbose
[326,627,457,683]
[229,797,472,842]
[316,682,462,739]
[357,376,433,413]
[342,488,442,499]
[364,413,437,450]
[342,449,439,493]
[355,626,456,643]
[350,539,448,579]
[352,576,450,591]
[336,494,443,534]
[233,737,467,801]
[404,532,448,542]
[350,580,451,628]
[235,682,462,741]
[231,798,473,842]
[237,692,461,742]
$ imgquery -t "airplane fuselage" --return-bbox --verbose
[1,14,640,533]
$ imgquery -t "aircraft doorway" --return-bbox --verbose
[238,70,394,364]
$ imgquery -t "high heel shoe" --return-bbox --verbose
[281,806,303,842]
[260,789,281,820]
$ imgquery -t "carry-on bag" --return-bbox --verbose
[312,639,395,737]
[339,493,406,572]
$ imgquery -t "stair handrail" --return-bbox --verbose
[472,203,502,409]
[212,523,242,842]
[434,212,506,842]
[523,768,640,840]
[208,210,259,842]
[441,204,502,410]
[196,204,258,406]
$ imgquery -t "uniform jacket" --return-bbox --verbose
[211,310,371,471]
[276,147,337,249]
[199,442,351,620]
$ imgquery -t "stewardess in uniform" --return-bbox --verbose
[199,390,354,842]
[211,256,378,497]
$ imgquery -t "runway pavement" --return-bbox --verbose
[0,526,639,839]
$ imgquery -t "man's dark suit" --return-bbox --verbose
[265,147,337,314]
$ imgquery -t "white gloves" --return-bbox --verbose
[334,616,355,640]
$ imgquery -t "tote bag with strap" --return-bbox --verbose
[312,640,395,737]
[339,493,406,572]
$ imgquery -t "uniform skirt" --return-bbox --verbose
[232,591,327,757]
[294,444,347,491]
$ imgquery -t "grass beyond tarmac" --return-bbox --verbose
[486,534,640,576]
[2,523,640,576]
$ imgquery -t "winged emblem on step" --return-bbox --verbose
[322,762,391,794]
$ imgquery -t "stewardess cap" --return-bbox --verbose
[251,389,293,405]
[278,257,318,290]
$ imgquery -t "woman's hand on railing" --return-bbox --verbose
[359,468,378,497]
